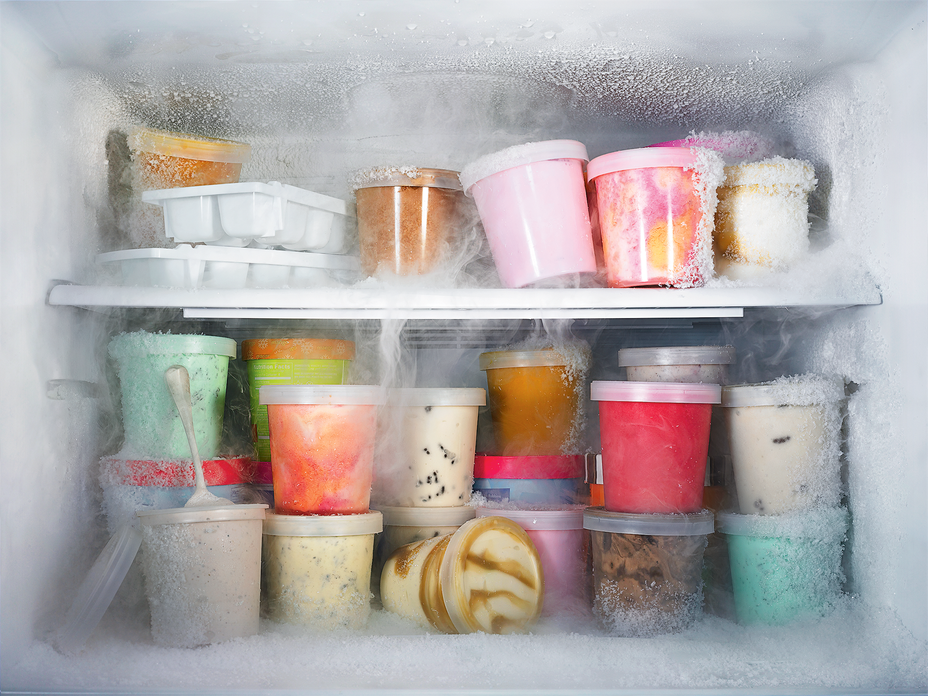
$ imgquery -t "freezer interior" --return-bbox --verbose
[1,1,926,692]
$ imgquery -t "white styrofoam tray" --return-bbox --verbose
[97,245,360,289]
[141,182,354,252]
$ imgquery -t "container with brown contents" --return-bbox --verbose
[583,507,714,636]
[129,127,251,191]
[351,167,465,277]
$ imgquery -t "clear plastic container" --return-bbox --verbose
[459,140,597,288]
[617,345,735,384]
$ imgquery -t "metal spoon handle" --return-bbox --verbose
[164,365,208,493]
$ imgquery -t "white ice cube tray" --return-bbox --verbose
[141,182,354,252]
[97,245,361,289]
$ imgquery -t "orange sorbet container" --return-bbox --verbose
[259,385,386,515]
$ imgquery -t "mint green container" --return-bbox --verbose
[717,507,848,626]
[109,332,237,460]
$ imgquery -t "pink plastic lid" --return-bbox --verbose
[474,454,585,480]
[459,140,589,193]
[587,147,698,181]
[99,456,254,487]
[590,380,721,404]
[475,506,585,531]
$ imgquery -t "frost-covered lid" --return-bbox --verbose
[479,348,575,370]
[128,126,251,164]
[108,332,237,360]
[716,506,848,540]
[618,345,735,367]
[587,147,698,181]
[263,510,382,537]
[722,156,816,190]
[241,338,355,361]
[459,140,589,192]
[349,166,463,191]
[390,387,486,407]
[476,506,585,531]
[377,505,475,527]
[583,507,714,536]
[259,384,387,406]
[648,130,777,164]
[721,374,845,407]
[591,380,721,404]
[474,454,584,479]
[99,455,252,488]
[137,503,268,527]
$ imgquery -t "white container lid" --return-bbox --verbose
[259,384,387,406]
[459,140,589,193]
[716,507,848,540]
[587,147,698,182]
[479,348,574,370]
[377,505,476,527]
[476,506,585,531]
[721,375,845,408]
[583,507,714,536]
[263,510,383,537]
[390,387,486,407]
[137,503,268,527]
[350,166,463,191]
[591,380,721,404]
[618,345,735,367]
[109,332,237,359]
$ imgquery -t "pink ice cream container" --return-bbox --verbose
[459,140,597,288]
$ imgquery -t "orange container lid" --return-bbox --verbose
[241,338,355,361]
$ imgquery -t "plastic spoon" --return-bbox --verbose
[164,364,232,507]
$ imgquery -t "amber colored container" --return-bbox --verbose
[353,167,464,277]
[129,126,251,191]
[479,346,590,457]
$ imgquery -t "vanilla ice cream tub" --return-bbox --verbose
[262,511,382,629]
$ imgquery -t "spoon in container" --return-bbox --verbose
[164,364,232,507]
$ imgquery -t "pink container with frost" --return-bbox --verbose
[459,140,597,288]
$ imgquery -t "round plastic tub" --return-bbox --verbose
[380,516,544,634]
[376,387,485,507]
[476,506,589,616]
[129,126,251,191]
[352,167,466,277]
[617,345,735,384]
[259,385,386,515]
[715,157,817,279]
[592,380,721,514]
[472,454,585,505]
[583,507,714,636]
[262,511,383,629]
[721,375,845,515]
[587,147,715,288]
[136,503,267,648]
[459,140,597,288]
[716,507,848,626]
[479,345,591,457]
[108,332,237,460]
[241,338,355,463]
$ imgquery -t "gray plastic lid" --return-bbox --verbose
[137,503,268,527]
[618,345,735,367]
[479,348,573,370]
[108,332,237,360]
[259,384,387,406]
[476,506,585,531]
[721,374,845,408]
[591,380,721,404]
[54,522,142,655]
[390,387,486,407]
[263,510,383,536]
[583,507,714,536]
[377,505,476,527]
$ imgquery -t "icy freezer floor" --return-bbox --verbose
[7,600,927,693]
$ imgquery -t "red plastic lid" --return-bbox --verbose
[587,147,697,181]
[100,456,254,487]
[252,460,273,485]
[473,454,584,480]
[241,338,355,361]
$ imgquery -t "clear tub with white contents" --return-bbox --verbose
[262,511,382,629]
[618,345,735,384]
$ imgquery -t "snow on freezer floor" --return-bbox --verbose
[6,600,926,693]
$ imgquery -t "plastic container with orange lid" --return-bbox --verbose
[129,126,252,191]
[241,339,355,464]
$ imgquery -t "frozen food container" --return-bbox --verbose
[472,453,585,504]
[617,345,735,384]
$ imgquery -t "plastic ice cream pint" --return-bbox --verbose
[351,166,466,277]
[459,140,596,288]
[262,511,383,629]
[583,506,713,636]
[721,375,846,516]
[108,332,237,460]
[380,515,545,634]
[618,345,735,384]
[592,380,721,514]
[242,338,355,464]
[129,126,251,191]
[259,385,386,515]
[476,506,589,616]
[587,147,711,288]
[136,503,267,648]
[479,347,590,457]
[377,387,485,507]
[716,507,848,626]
